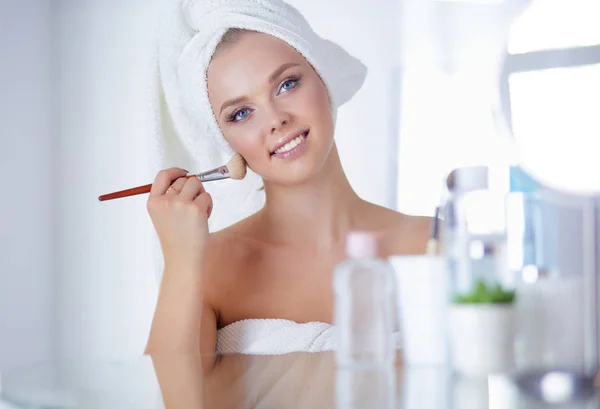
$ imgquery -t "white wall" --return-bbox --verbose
[55,0,161,359]
[54,0,400,359]
[0,0,56,372]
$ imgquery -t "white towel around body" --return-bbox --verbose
[216,319,403,355]
[216,319,336,355]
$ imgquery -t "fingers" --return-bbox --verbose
[179,176,206,200]
[194,191,213,218]
[166,177,188,195]
[150,168,188,197]
[148,168,212,219]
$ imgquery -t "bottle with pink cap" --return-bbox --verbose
[333,231,397,369]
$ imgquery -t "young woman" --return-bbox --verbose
[145,1,431,356]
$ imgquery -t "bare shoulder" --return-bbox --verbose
[361,202,433,256]
[201,214,262,300]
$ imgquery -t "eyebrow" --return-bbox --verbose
[219,62,301,115]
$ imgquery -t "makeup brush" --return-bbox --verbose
[98,154,247,201]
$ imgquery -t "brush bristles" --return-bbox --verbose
[226,154,247,180]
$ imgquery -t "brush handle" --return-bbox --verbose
[196,165,230,182]
[98,166,230,202]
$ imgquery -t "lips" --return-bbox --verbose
[270,129,310,155]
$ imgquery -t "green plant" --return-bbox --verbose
[453,279,515,304]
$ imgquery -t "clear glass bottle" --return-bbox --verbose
[333,231,397,370]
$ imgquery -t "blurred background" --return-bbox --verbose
[0,0,599,373]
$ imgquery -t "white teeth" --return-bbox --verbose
[274,132,307,154]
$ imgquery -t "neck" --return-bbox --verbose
[260,144,364,250]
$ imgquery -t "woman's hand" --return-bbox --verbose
[146,168,213,268]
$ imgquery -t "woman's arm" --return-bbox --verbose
[145,242,220,357]
[145,262,206,353]
[144,167,217,356]
[152,354,206,409]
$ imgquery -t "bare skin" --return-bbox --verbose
[152,353,337,409]
[152,351,404,409]
[145,32,431,358]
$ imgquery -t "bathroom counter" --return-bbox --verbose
[0,352,596,409]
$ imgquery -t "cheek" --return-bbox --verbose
[305,81,333,123]
[222,125,265,160]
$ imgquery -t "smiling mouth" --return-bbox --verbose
[271,130,309,156]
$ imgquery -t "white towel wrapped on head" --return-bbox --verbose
[149,0,368,235]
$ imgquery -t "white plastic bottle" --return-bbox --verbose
[333,231,397,369]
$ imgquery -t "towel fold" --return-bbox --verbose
[216,319,403,355]
[217,319,336,355]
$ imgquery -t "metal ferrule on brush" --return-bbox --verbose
[195,165,230,182]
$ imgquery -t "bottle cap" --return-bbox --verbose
[346,231,377,259]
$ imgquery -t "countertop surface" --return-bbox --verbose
[0,353,597,409]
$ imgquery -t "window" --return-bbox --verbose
[396,0,600,215]
[505,0,600,192]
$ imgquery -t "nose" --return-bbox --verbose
[266,105,291,134]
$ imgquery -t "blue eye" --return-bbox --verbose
[278,77,300,94]
[231,108,250,122]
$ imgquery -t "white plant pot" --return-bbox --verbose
[449,304,516,376]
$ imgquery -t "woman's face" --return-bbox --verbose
[207,32,334,186]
